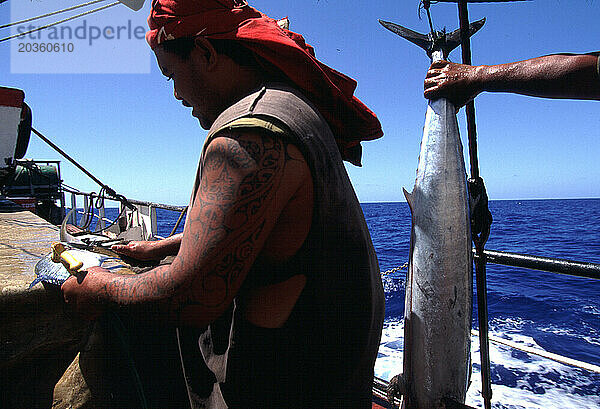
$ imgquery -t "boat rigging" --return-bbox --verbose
[0,0,145,43]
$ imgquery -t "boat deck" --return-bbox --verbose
[0,210,88,408]
[0,210,58,285]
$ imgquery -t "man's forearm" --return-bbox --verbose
[151,233,183,258]
[101,260,209,326]
[478,54,600,100]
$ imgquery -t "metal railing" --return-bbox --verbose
[63,188,186,240]
[375,247,600,408]
[476,249,600,280]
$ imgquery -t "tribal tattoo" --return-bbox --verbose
[100,130,301,327]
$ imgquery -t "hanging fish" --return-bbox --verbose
[379,18,484,409]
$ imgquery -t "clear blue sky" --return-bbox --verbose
[1,0,598,205]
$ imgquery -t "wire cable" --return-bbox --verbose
[31,127,135,210]
[0,1,119,43]
[0,0,105,30]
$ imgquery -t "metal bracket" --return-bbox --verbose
[118,0,145,11]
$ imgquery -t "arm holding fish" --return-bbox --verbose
[62,130,308,326]
[111,233,182,261]
[424,53,600,107]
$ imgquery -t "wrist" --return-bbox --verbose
[471,64,490,94]
[148,239,168,259]
[151,234,181,258]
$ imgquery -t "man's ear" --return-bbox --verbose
[192,36,218,71]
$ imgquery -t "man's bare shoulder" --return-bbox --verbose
[203,128,310,187]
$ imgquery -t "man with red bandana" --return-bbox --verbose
[62,0,385,407]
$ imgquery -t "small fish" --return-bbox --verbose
[30,249,120,289]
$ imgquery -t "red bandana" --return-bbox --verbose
[146,0,382,165]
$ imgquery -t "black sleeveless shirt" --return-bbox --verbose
[183,84,384,408]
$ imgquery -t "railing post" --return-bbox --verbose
[82,195,89,227]
[150,205,157,239]
[99,203,105,231]
[70,193,77,225]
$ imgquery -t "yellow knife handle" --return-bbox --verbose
[51,242,83,273]
[51,242,65,263]
[60,250,83,273]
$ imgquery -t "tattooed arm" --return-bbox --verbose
[62,130,311,326]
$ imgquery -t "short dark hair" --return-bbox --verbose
[160,36,288,82]
[161,37,257,67]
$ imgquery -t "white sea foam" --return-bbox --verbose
[375,319,600,409]
[582,305,600,316]
[538,324,600,348]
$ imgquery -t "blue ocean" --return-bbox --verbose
[91,199,600,408]
[365,199,600,409]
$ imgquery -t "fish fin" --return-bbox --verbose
[60,209,73,242]
[104,265,123,271]
[403,188,414,212]
[28,277,42,289]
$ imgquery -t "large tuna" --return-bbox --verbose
[379,19,484,408]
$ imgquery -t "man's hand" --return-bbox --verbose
[425,54,600,103]
[111,234,183,261]
[61,266,112,320]
[424,60,482,108]
[111,241,159,261]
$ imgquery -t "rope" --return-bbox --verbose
[31,127,135,210]
[79,193,95,230]
[168,206,188,238]
[468,178,493,250]
[106,311,149,409]
[381,262,409,277]
[0,0,105,29]
[419,1,438,39]
[69,204,126,234]
[453,2,493,408]
[471,329,600,374]
[96,205,127,234]
[0,1,119,43]
[62,182,129,234]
